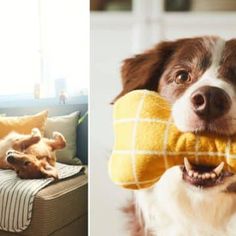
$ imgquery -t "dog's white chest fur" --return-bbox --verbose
[135,166,236,236]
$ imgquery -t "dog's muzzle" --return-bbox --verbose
[191,86,231,121]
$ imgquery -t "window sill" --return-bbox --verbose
[0,95,88,108]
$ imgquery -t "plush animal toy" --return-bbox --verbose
[109,90,236,190]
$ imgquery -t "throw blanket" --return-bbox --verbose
[0,162,84,232]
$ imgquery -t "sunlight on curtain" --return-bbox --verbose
[41,0,89,97]
[0,0,39,95]
[0,0,88,97]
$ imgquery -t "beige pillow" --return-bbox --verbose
[45,111,81,164]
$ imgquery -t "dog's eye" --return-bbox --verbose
[175,71,191,84]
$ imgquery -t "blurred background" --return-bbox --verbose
[90,0,236,235]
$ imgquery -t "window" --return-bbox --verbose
[90,0,132,11]
[0,0,88,98]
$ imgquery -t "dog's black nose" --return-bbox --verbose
[7,155,15,163]
[191,86,231,120]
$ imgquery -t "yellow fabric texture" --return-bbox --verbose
[109,90,236,190]
[0,110,48,138]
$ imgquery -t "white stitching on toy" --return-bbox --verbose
[131,90,147,189]
[114,118,173,124]
[225,137,231,171]
[112,150,236,159]
[114,176,160,186]
[194,134,200,164]
[162,117,172,169]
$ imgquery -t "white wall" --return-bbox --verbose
[90,15,133,236]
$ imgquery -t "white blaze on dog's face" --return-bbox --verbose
[159,37,236,135]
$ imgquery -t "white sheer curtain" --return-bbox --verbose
[40,0,89,97]
[0,0,88,97]
[0,0,39,95]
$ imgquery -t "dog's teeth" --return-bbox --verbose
[197,174,202,179]
[213,162,224,176]
[188,170,194,177]
[193,172,198,178]
[184,158,192,172]
[204,173,211,179]
[210,173,216,179]
[202,175,206,179]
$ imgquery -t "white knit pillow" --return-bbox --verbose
[45,111,81,164]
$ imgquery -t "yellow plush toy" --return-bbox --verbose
[109,90,236,190]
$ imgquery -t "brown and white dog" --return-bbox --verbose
[116,36,236,236]
[0,128,66,179]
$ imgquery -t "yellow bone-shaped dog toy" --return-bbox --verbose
[109,90,236,190]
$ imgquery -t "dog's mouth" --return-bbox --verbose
[182,158,234,188]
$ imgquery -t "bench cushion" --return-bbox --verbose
[0,171,88,236]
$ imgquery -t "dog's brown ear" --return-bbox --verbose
[113,40,185,102]
[40,162,59,179]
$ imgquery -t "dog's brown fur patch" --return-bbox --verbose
[122,196,153,236]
